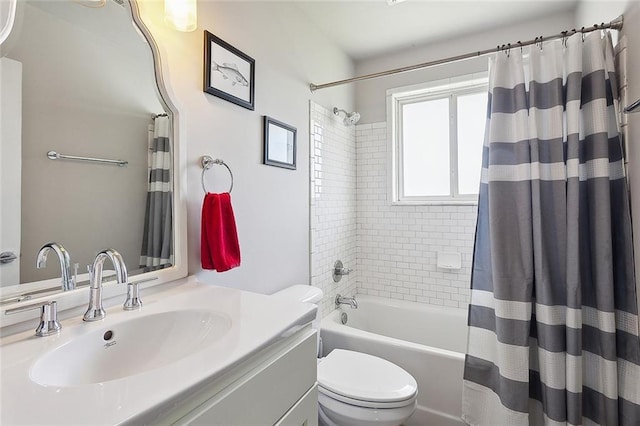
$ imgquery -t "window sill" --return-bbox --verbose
[391,199,478,207]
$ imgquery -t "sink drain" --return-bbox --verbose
[103,330,114,341]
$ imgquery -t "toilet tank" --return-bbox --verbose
[272,284,323,303]
[271,285,323,353]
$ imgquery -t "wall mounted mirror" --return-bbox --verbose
[0,0,186,309]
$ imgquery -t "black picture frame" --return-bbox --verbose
[263,116,296,170]
[203,30,255,110]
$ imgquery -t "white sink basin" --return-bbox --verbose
[30,309,232,387]
[2,277,318,425]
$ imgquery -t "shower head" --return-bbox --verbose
[344,111,361,125]
[333,107,361,126]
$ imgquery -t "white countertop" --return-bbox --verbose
[0,276,316,425]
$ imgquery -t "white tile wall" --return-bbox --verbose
[310,102,358,318]
[355,122,476,309]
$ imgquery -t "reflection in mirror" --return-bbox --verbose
[0,0,173,303]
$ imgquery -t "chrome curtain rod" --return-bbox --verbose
[624,98,640,113]
[47,150,128,167]
[309,15,624,92]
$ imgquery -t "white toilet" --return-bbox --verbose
[272,285,418,426]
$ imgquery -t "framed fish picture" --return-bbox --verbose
[204,31,255,110]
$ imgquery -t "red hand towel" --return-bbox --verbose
[201,192,241,272]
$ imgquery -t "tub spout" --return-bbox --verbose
[335,294,358,309]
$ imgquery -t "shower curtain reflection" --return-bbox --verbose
[140,115,173,271]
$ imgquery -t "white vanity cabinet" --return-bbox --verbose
[135,327,318,426]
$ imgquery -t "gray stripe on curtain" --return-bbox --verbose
[482,134,624,166]
[464,354,530,412]
[462,31,640,426]
[150,169,171,183]
[469,305,531,346]
[471,304,640,363]
[140,116,173,271]
[528,370,583,424]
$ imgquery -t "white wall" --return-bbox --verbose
[0,57,21,285]
[574,0,628,28]
[138,1,355,295]
[623,1,640,319]
[310,102,357,318]
[355,11,575,124]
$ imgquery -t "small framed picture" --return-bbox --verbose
[203,30,255,110]
[263,116,296,170]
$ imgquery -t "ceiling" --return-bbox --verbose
[293,0,580,61]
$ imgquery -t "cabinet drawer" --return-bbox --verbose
[275,384,318,426]
[176,329,317,425]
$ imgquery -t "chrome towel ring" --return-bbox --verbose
[201,155,234,194]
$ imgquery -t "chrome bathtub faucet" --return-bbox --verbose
[335,294,358,309]
[36,242,75,291]
[83,249,128,322]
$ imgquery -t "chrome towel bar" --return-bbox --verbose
[47,150,128,167]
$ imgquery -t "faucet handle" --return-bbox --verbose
[333,260,353,282]
[5,301,62,337]
[36,302,62,337]
[123,282,142,311]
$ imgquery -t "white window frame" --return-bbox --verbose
[387,72,488,205]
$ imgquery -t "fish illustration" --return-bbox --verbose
[211,61,249,87]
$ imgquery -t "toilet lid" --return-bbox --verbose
[317,349,417,403]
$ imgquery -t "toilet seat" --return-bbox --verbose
[318,385,417,409]
[318,349,418,409]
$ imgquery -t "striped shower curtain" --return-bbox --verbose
[140,115,173,271]
[462,32,640,425]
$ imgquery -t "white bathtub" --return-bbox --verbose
[320,295,467,426]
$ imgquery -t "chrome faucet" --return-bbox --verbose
[335,294,358,309]
[36,242,75,291]
[83,249,128,322]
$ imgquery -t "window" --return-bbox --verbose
[388,74,488,204]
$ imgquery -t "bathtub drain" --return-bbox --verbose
[340,312,348,325]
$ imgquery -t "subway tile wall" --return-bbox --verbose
[310,101,357,318]
[355,122,476,309]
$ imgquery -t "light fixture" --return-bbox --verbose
[164,0,197,32]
